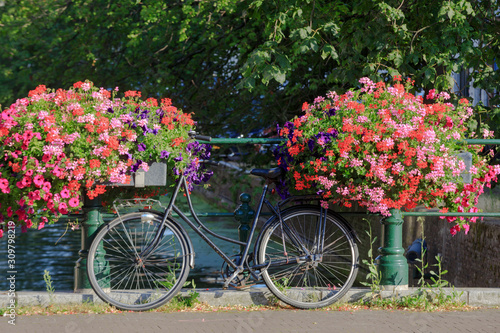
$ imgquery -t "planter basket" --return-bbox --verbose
[457,152,472,184]
[111,162,168,188]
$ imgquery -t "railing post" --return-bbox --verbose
[74,195,109,292]
[376,208,408,290]
[234,193,255,253]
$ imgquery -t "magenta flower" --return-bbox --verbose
[33,175,45,187]
[58,202,68,214]
[0,178,10,193]
[42,181,51,192]
[42,154,51,163]
[60,188,70,199]
[21,176,32,187]
[68,197,80,208]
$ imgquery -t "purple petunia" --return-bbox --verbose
[160,150,170,159]
[138,143,146,151]
[174,153,183,162]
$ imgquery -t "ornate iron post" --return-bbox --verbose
[234,193,255,253]
[74,195,109,292]
[377,208,408,289]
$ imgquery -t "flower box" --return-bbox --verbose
[110,162,167,187]
[0,80,212,235]
[274,77,500,235]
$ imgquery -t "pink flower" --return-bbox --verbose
[42,154,52,163]
[0,228,3,238]
[28,190,41,201]
[34,175,45,187]
[58,202,68,214]
[43,192,53,201]
[0,178,10,193]
[426,89,437,100]
[450,225,460,236]
[21,176,32,187]
[463,224,470,235]
[68,197,80,208]
[52,166,63,177]
[60,188,71,199]
[42,182,51,192]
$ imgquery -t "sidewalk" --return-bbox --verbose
[1,287,499,333]
[1,304,499,333]
[2,287,500,308]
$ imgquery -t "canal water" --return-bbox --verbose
[0,192,243,291]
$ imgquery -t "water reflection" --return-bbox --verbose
[0,192,241,291]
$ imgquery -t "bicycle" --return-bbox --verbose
[86,133,360,311]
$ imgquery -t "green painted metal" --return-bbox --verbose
[71,137,500,290]
[198,138,285,144]
[74,196,109,291]
[233,193,255,253]
[199,137,500,145]
[377,209,408,288]
[402,212,500,217]
[462,139,500,145]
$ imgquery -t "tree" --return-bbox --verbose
[1,0,499,135]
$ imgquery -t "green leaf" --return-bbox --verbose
[321,44,338,60]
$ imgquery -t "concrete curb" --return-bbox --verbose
[1,287,500,308]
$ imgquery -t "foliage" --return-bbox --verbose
[0,81,211,236]
[43,270,55,303]
[0,1,498,135]
[359,220,382,296]
[275,77,500,234]
[359,221,465,310]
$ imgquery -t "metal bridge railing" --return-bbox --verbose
[73,137,500,291]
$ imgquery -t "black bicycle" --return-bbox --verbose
[87,134,359,311]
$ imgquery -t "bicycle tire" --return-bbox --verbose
[87,212,191,311]
[257,206,358,309]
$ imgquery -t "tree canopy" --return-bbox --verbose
[1,0,498,135]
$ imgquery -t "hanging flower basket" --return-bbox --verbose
[275,77,500,235]
[0,81,212,236]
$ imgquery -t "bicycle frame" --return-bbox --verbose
[138,173,330,287]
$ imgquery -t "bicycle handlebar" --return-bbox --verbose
[188,131,211,142]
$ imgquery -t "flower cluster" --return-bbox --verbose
[0,81,211,236]
[275,77,500,235]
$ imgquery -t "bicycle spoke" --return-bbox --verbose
[259,207,358,308]
[87,213,190,310]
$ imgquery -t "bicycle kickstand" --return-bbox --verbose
[222,266,245,289]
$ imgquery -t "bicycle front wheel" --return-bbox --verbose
[257,207,358,309]
[87,212,191,311]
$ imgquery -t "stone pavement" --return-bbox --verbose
[1,307,499,333]
[1,287,500,332]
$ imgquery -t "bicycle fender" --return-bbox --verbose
[326,209,361,244]
[253,206,361,260]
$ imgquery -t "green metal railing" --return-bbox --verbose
[203,137,500,289]
[74,137,500,291]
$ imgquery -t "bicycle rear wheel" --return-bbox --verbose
[257,206,358,309]
[87,212,191,311]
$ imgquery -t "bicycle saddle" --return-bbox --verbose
[250,167,283,180]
